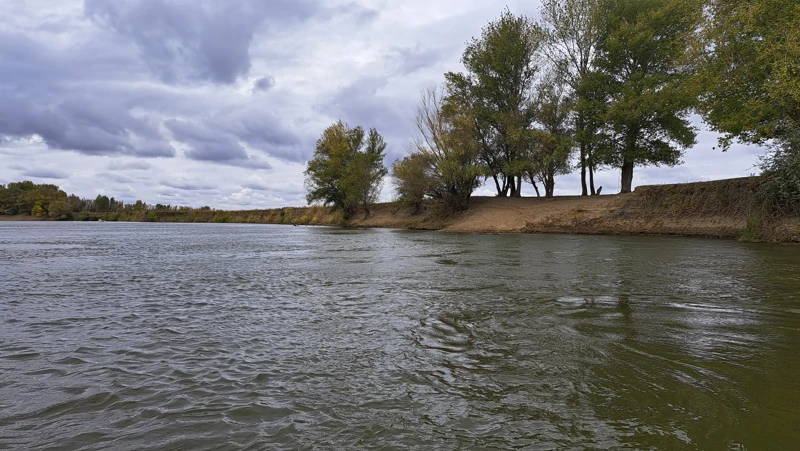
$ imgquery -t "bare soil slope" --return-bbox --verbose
[444,178,799,241]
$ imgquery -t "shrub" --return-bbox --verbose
[760,130,800,214]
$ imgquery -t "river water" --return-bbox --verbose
[1,222,798,450]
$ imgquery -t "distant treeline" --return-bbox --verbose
[0,180,212,220]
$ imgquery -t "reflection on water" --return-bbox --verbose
[0,222,798,449]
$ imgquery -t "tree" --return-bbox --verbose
[15,183,65,215]
[697,0,800,147]
[526,74,575,197]
[541,0,601,195]
[0,184,19,214]
[305,121,388,218]
[592,0,701,193]
[391,153,435,213]
[394,86,483,212]
[759,130,800,212]
[445,9,546,197]
[94,194,110,212]
[47,200,73,219]
[698,0,800,211]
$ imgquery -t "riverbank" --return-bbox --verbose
[2,177,798,242]
[299,177,800,242]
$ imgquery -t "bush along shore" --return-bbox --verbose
[2,177,798,243]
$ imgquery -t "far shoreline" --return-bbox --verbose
[3,178,798,243]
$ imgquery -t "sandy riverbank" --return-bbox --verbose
[352,177,799,242]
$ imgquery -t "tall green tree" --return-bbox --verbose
[305,121,388,218]
[445,9,546,197]
[593,0,701,193]
[541,0,601,195]
[698,0,800,211]
[697,0,800,146]
[94,194,111,212]
[526,74,575,198]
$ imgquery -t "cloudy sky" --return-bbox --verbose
[1,0,765,209]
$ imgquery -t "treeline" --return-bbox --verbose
[0,180,212,220]
[307,0,800,215]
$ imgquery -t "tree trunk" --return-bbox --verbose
[580,143,588,196]
[531,180,541,197]
[545,174,555,198]
[492,175,504,197]
[589,163,596,195]
[620,160,634,193]
[510,176,522,197]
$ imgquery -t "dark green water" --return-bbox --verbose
[1,222,798,450]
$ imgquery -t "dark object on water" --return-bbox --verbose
[596,186,603,195]
[291,222,297,226]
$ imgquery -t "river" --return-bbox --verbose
[1,222,798,450]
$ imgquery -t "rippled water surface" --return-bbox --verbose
[1,222,799,450]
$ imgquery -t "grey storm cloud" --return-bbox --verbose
[164,118,274,169]
[83,0,322,84]
[253,76,276,92]
[0,93,176,157]
[165,118,248,161]
[0,0,334,166]
[214,110,306,163]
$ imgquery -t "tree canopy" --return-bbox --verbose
[698,0,800,146]
[541,0,601,195]
[445,9,546,197]
[392,86,483,212]
[591,0,701,193]
[304,121,388,218]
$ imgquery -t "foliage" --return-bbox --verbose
[392,153,435,213]
[697,0,800,212]
[0,181,68,216]
[759,131,800,213]
[93,195,107,212]
[541,0,602,195]
[0,180,203,219]
[591,0,701,193]
[304,121,388,218]
[526,73,575,198]
[445,9,546,197]
[393,86,483,212]
[697,0,800,147]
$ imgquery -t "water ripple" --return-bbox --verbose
[1,223,799,449]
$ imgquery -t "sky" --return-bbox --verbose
[0,0,766,209]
